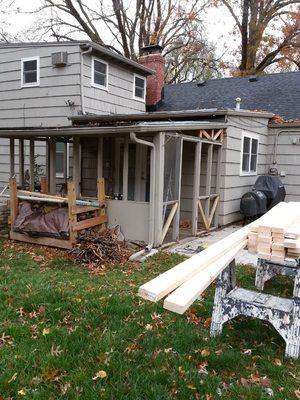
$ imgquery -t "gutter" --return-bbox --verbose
[80,46,93,115]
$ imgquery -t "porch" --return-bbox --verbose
[2,121,225,248]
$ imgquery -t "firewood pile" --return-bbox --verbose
[68,227,130,266]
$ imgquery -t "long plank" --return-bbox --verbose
[10,231,73,249]
[72,214,108,232]
[285,215,300,239]
[163,240,247,314]
[138,202,286,303]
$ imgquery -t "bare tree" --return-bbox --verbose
[216,0,300,74]
[34,0,220,83]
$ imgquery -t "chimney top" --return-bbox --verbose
[140,44,163,56]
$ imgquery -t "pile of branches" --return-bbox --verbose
[69,227,130,267]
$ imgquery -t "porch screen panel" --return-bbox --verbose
[163,134,182,202]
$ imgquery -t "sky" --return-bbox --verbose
[2,0,237,74]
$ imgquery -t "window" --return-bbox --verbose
[21,57,39,87]
[56,142,69,178]
[133,74,146,101]
[91,57,108,90]
[241,133,259,175]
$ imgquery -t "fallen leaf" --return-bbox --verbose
[42,327,50,336]
[274,358,282,366]
[240,377,249,387]
[51,344,63,357]
[295,390,300,399]
[242,349,252,356]
[17,389,26,396]
[61,382,71,394]
[92,370,107,380]
[187,384,196,390]
[8,372,17,383]
[201,348,210,357]
[0,332,13,347]
[41,369,63,382]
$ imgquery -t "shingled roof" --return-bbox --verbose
[161,71,300,120]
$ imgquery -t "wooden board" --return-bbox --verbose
[163,240,247,314]
[72,214,108,232]
[10,231,73,249]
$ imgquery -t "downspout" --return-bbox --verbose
[80,46,93,115]
[130,132,155,249]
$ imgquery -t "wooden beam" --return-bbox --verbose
[163,240,247,314]
[40,176,48,194]
[162,202,178,243]
[114,139,121,194]
[9,138,15,177]
[9,177,18,227]
[72,214,108,232]
[29,139,35,191]
[49,138,56,194]
[10,231,73,250]
[67,181,77,243]
[123,136,129,201]
[192,141,202,235]
[64,142,68,185]
[214,145,222,227]
[19,139,25,187]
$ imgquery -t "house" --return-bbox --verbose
[0,41,299,249]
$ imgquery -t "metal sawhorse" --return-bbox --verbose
[210,258,300,358]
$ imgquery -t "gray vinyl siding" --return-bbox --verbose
[83,55,145,114]
[218,115,270,225]
[0,44,82,128]
[267,128,300,201]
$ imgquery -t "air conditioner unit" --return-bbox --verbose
[52,52,68,67]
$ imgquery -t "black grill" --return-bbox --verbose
[240,175,286,218]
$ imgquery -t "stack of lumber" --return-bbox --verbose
[247,202,300,263]
[138,202,300,316]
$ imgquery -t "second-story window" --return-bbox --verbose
[21,57,40,87]
[92,57,108,90]
[133,74,146,101]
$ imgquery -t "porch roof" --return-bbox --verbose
[0,120,227,139]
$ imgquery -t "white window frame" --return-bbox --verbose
[56,142,70,179]
[240,132,259,176]
[21,56,40,88]
[91,56,108,91]
[133,73,146,102]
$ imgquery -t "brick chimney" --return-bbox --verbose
[139,44,164,111]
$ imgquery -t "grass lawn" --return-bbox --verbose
[0,239,299,399]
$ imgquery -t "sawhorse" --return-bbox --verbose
[210,259,300,358]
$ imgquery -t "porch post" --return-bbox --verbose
[153,132,165,247]
[97,137,103,178]
[192,141,202,235]
[172,136,183,241]
[73,137,80,196]
[63,141,68,185]
[49,137,56,194]
[205,144,213,219]
[29,139,35,191]
[9,138,15,178]
[19,138,25,187]
[114,139,120,194]
[123,135,129,201]
[214,145,222,227]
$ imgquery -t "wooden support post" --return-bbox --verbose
[153,132,165,247]
[29,139,35,191]
[162,202,178,243]
[9,138,15,178]
[19,139,25,187]
[9,177,18,229]
[114,139,121,194]
[214,145,222,227]
[73,137,80,197]
[49,138,56,194]
[67,181,77,243]
[40,176,48,194]
[64,142,68,185]
[192,141,202,235]
[97,137,103,178]
[205,144,213,220]
[172,137,183,241]
[123,136,129,201]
